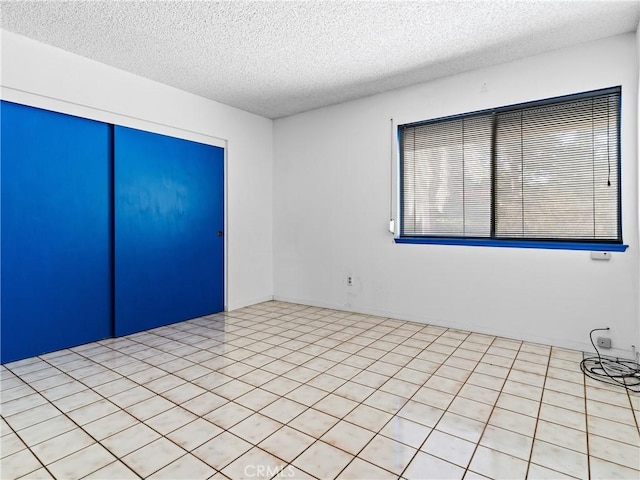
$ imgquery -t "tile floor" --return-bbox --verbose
[1,301,639,479]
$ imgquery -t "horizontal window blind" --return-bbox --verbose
[400,87,621,244]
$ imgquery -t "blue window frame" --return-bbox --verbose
[397,87,626,251]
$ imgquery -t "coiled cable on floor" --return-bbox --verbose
[580,327,640,393]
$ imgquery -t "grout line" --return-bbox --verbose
[523,341,553,479]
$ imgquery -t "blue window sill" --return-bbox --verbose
[395,237,628,252]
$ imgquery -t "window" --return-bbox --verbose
[398,87,624,250]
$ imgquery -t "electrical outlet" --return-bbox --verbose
[591,251,611,260]
[347,276,353,287]
[597,337,612,349]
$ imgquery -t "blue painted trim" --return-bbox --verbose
[395,237,628,252]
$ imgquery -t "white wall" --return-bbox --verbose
[274,33,640,357]
[1,30,274,311]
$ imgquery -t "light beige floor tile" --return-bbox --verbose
[501,380,543,401]
[16,467,55,479]
[542,389,585,413]
[0,444,43,479]
[530,439,588,479]
[239,369,278,387]
[101,422,160,457]
[259,426,315,462]
[585,386,631,408]
[469,445,528,479]
[149,453,217,479]
[535,419,586,453]
[457,383,499,406]
[93,377,137,397]
[283,366,320,384]
[125,396,175,421]
[343,404,393,432]
[230,413,283,444]
[393,367,432,386]
[1,384,35,403]
[67,398,120,426]
[212,379,255,400]
[204,401,253,429]
[167,418,223,451]
[306,373,345,392]
[321,420,376,455]
[404,451,465,480]
[422,430,475,467]
[1,432,26,458]
[546,366,584,384]
[538,403,586,431]
[479,424,532,460]
[128,366,167,384]
[363,390,409,415]
[30,428,94,464]
[526,463,578,479]
[587,414,640,446]
[16,414,76,447]
[260,397,307,423]
[289,407,340,437]
[109,385,155,408]
[47,443,115,479]
[588,433,640,470]
[162,382,208,404]
[235,388,279,411]
[423,375,464,395]
[359,434,416,475]
[489,407,538,437]
[287,384,327,406]
[222,446,285,480]
[122,437,185,477]
[447,396,493,423]
[144,373,187,394]
[379,378,421,398]
[437,412,486,443]
[587,399,637,424]
[544,377,585,397]
[53,389,103,413]
[293,440,353,480]
[351,370,389,388]
[193,431,252,470]
[313,393,358,418]
[507,370,545,388]
[480,354,514,369]
[379,416,432,449]
[2,393,47,418]
[333,381,376,402]
[475,363,510,380]
[411,387,456,410]
[337,457,395,479]
[466,372,505,391]
[397,400,445,428]
[4,403,61,431]
[82,410,138,440]
[495,391,540,418]
[146,406,198,435]
[180,391,228,416]
[589,456,640,480]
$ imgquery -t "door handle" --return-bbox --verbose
[217,231,224,237]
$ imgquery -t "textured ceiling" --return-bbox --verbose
[1,1,639,119]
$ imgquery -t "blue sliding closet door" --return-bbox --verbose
[114,126,224,336]
[1,102,112,363]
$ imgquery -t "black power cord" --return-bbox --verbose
[580,327,640,393]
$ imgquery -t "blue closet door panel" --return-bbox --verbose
[1,101,112,363]
[114,126,224,336]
